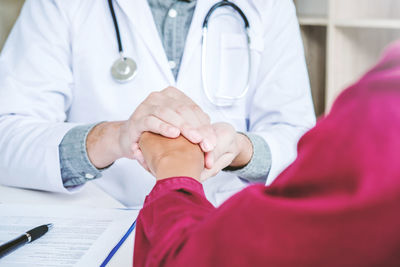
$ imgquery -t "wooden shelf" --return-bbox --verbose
[298,18,400,29]
[334,19,400,29]
[298,17,328,26]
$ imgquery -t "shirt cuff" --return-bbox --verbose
[146,177,205,204]
[223,132,272,183]
[59,123,105,188]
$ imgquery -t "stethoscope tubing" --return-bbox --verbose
[107,0,251,106]
[201,1,252,106]
[203,0,249,29]
[108,0,124,54]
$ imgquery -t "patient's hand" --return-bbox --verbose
[139,132,205,181]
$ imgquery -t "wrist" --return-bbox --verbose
[230,133,253,168]
[87,121,125,168]
[154,151,204,181]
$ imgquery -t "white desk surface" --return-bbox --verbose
[0,183,136,267]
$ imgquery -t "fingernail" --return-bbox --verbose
[169,127,180,136]
[189,130,202,142]
[202,141,213,152]
[206,158,213,169]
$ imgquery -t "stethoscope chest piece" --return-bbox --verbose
[111,56,137,83]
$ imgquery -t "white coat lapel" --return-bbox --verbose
[178,0,217,82]
[114,0,175,85]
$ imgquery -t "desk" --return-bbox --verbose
[0,183,135,267]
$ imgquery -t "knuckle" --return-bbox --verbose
[153,106,164,117]
[204,113,211,124]
[181,105,191,112]
[130,112,140,122]
[181,122,191,130]
[191,104,199,110]
[222,128,232,137]
[147,91,160,101]
[193,105,211,122]
[175,105,188,114]
[163,86,177,94]
[143,116,154,129]
[190,104,202,113]
[206,128,217,140]
[158,123,169,133]
[161,106,171,115]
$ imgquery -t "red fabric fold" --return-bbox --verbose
[134,42,400,266]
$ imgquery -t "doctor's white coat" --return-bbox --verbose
[0,0,315,207]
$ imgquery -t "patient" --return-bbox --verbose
[134,42,400,267]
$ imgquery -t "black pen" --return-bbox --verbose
[0,224,53,258]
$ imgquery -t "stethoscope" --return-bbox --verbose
[108,0,251,107]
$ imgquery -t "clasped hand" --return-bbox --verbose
[87,87,252,181]
[139,124,253,182]
[118,87,216,170]
[132,89,253,182]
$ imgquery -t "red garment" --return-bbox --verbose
[134,42,400,267]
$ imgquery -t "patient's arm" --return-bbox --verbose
[139,132,205,181]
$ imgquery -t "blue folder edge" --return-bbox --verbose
[100,219,137,267]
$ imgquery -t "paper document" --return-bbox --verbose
[0,204,138,267]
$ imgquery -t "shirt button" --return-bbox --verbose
[168,60,177,69]
[168,9,177,18]
[85,173,95,179]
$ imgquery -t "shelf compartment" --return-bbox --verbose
[294,0,328,19]
[333,0,400,20]
[0,0,24,50]
[328,27,400,107]
[300,25,327,116]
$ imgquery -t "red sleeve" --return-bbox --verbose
[133,175,400,267]
[133,177,216,267]
[134,177,273,267]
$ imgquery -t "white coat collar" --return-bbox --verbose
[177,0,217,82]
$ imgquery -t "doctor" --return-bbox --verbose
[0,0,315,207]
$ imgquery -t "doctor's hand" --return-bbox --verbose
[86,87,216,169]
[139,132,204,181]
[200,123,253,181]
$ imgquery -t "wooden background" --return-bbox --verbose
[294,0,400,115]
[0,0,24,50]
